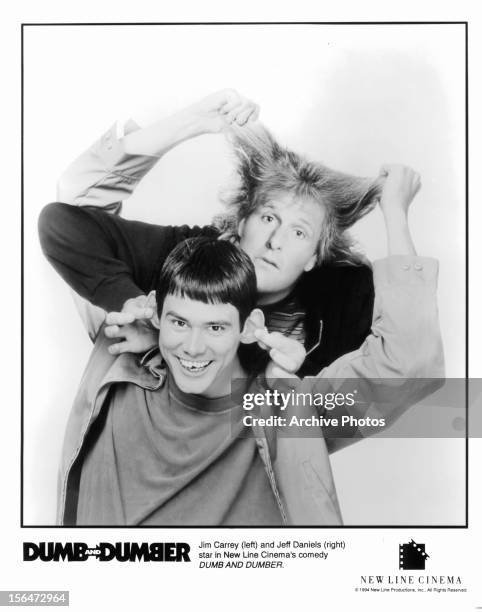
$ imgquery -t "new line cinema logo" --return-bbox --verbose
[359,540,464,590]
[399,540,429,570]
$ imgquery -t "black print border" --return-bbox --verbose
[20,21,469,529]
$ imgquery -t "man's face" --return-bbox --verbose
[158,294,243,398]
[238,192,325,304]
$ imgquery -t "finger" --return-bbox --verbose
[233,105,256,126]
[107,342,127,355]
[255,330,288,351]
[379,164,391,177]
[104,325,123,339]
[211,89,233,110]
[269,348,296,373]
[219,92,242,114]
[249,104,260,122]
[253,329,269,350]
[105,312,135,326]
[224,106,243,124]
[224,98,254,124]
[253,328,278,348]
[122,306,154,320]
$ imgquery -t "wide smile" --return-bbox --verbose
[176,356,213,376]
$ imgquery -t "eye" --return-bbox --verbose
[170,318,186,328]
[294,229,306,239]
[208,325,226,334]
[261,214,275,224]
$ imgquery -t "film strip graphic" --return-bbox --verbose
[399,539,429,570]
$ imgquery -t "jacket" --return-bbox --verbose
[57,256,445,526]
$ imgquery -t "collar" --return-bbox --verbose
[305,319,323,356]
[99,343,281,463]
[101,346,166,391]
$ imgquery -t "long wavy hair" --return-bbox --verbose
[213,123,383,265]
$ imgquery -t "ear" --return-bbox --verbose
[237,217,246,239]
[303,253,317,273]
[240,308,265,344]
[146,290,160,329]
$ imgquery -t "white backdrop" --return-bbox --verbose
[23,23,466,525]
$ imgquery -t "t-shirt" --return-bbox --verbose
[261,292,306,345]
[76,374,283,526]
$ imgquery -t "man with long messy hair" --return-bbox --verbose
[216,121,382,265]
[40,89,389,375]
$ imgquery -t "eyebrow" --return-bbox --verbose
[165,311,232,327]
[165,311,188,321]
[293,217,313,232]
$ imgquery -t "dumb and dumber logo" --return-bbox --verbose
[23,542,191,562]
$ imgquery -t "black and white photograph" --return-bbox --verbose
[22,23,467,529]
[0,4,479,608]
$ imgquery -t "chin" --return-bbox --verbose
[173,373,212,396]
[256,273,282,294]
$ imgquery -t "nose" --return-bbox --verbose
[267,225,284,251]
[182,328,206,357]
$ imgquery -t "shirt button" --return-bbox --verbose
[402,264,410,271]
[414,263,423,271]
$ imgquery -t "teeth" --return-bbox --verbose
[179,358,211,371]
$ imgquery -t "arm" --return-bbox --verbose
[267,166,444,449]
[47,90,258,345]
[311,165,443,449]
[56,120,158,207]
[317,164,431,381]
[315,165,430,379]
[270,257,443,382]
[57,90,259,207]
[308,253,444,452]
[38,202,216,313]
[317,256,443,380]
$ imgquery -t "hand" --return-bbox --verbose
[185,89,259,135]
[254,328,306,379]
[378,164,421,218]
[104,296,158,355]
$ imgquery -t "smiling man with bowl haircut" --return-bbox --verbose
[67,237,288,526]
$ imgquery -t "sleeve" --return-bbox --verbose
[304,256,445,452]
[70,291,107,341]
[56,121,160,207]
[317,256,444,380]
[38,202,215,313]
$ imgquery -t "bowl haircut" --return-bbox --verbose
[155,236,258,327]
